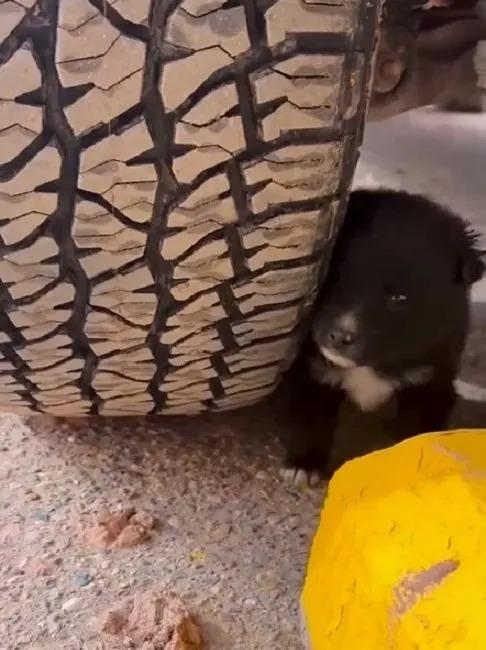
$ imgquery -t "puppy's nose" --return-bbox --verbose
[328,329,355,348]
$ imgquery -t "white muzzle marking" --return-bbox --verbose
[320,347,356,369]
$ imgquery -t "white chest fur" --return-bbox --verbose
[310,356,433,412]
[341,366,395,412]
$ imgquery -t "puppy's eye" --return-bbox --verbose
[389,293,408,307]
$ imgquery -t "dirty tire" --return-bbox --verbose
[0,0,381,417]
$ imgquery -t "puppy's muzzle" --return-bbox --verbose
[327,328,355,349]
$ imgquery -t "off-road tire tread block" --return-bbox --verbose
[0,0,381,416]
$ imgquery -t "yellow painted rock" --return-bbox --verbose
[301,430,486,650]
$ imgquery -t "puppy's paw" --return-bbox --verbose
[280,466,322,490]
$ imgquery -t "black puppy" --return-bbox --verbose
[277,189,485,486]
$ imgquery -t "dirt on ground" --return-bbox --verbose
[0,403,322,650]
[83,507,155,551]
[100,588,202,649]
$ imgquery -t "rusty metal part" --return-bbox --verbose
[369,0,486,118]
[476,0,486,110]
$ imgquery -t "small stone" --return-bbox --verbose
[20,589,30,602]
[130,511,154,530]
[267,513,280,526]
[25,558,56,577]
[62,597,80,612]
[46,614,59,635]
[25,489,41,501]
[17,633,32,645]
[32,510,50,522]
[98,508,135,537]
[102,609,128,634]
[85,524,112,549]
[211,522,232,541]
[287,516,300,530]
[111,524,150,549]
[72,571,92,588]
[167,516,181,529]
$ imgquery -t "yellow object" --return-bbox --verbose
[301,430,486,650]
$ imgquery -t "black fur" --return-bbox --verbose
[276,189,485,478]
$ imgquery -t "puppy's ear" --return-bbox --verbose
[456,230,485,285]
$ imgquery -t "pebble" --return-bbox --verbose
[267,513,280,526]
[167,516,181,529]
[72,571,92,588]
[211,523,232,541]
[62,597,80,612]
[17,633,32,645]
[32,510,50,523]
[46,614,59,635]
[287,516,300,530]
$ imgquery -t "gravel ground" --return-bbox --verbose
[1,108,486,649]
[0,409,322,649]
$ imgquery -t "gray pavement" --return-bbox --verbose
[354,107,486,302]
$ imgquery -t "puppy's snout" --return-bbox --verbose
[328,329,355,348]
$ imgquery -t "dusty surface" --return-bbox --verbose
[1,108,486,649]
[0,409,322,650]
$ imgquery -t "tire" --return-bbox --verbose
[0,0,381,417]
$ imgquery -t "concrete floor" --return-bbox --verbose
[1,108,485,649]
[354,107,486,302]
